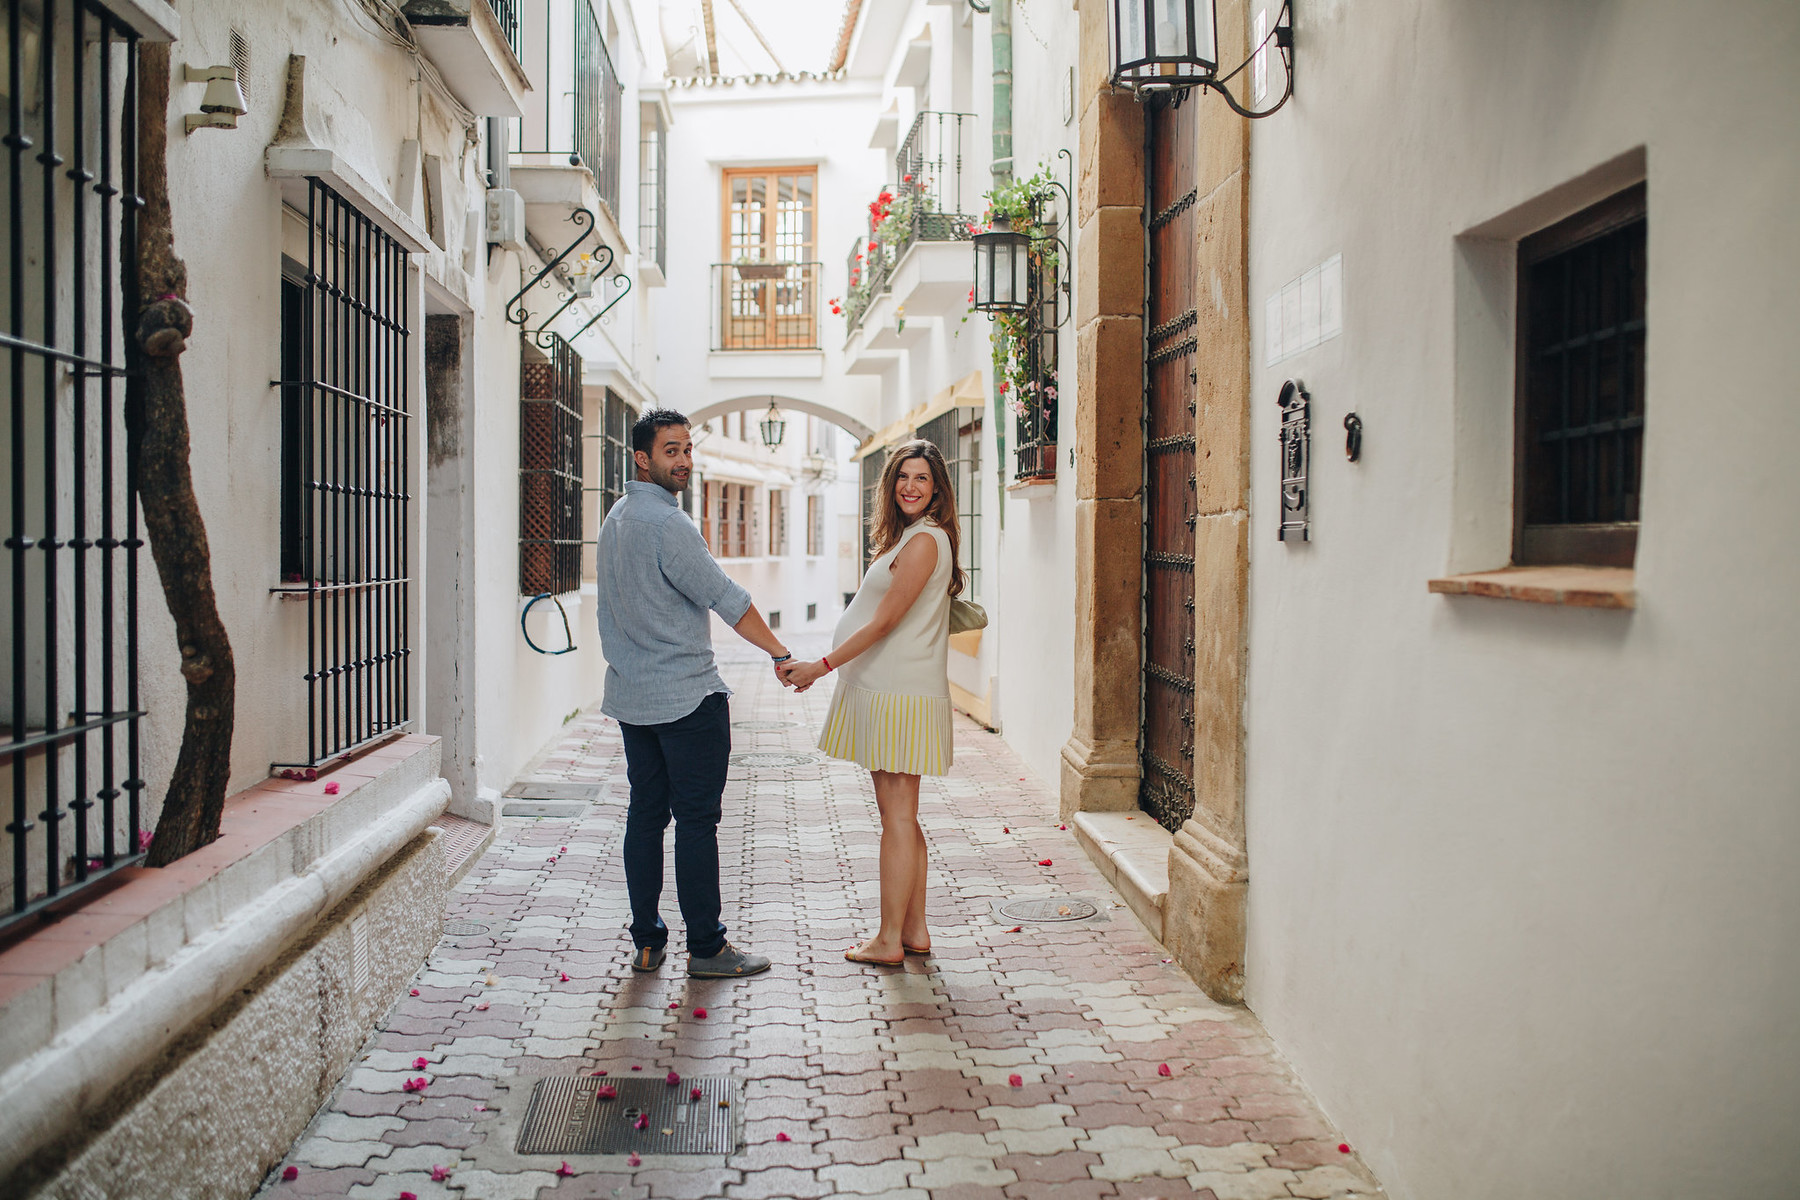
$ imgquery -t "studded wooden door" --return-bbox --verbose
[1140,96,1201,833]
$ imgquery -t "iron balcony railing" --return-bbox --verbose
[487,0,522,64]
[3,0,147,927]
[712,262,823,351]
[844,112,980,335]
[514,0,624,216]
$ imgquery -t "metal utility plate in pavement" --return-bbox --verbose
[994,896,1102,923]
[503,782,603,801]
[516,1076,742,1155]
[731,719,801,731]
[501,801,587,817]
[442,921,493,938]
[728,751,818,770]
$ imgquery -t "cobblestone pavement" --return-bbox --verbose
[261,634,1386,1200]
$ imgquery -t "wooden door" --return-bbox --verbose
[720,167,818,349]
[1140,96,1201,833]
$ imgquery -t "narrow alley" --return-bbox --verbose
[261,637,1383,1200]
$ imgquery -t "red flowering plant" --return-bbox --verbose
[839,178,940,329]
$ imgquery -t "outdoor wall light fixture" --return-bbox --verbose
[758,400,788,448]
[971,215,1033,315]
[183,64,248,133]
[1109,0,1294,117]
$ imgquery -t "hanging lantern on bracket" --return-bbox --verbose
[971,215,1033,314]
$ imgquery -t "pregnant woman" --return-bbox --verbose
[780,439,962,967]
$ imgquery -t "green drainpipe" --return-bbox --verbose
[990,0,1012,525]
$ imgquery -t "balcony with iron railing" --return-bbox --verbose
[510,0,626,250]
[403,0,531,118]
[712,262,824,351]
[843,112,980,345]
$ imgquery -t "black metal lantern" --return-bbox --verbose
[972,215,1032,314]
[758,400,787,448]
[1109,0,1294,116]
[1111,0,1217,92]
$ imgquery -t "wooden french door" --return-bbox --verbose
[1140,96,1201,833]
[720,167,818,349]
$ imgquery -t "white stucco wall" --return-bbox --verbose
[1240,3,1800,1198]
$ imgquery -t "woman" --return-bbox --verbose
[781,440,963,967]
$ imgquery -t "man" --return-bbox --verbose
[594,408,790,978]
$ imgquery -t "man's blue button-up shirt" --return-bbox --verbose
[595,480,753,727]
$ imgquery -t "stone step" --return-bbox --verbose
[1072,810,1171,941]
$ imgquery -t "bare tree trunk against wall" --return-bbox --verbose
[130,43,237,866]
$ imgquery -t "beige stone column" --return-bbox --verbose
[1061,1,1146,820]
[1163,0,1253,1003]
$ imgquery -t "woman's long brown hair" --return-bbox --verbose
[867,439,965,598]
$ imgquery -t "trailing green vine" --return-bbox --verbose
[976,163,1061,420]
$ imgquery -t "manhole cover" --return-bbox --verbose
[502,801,587,818]
[517,1076,742,1155]
[728,751,817,770]
[504,782,602,801]
[995,897,1101,923]
[442,920,492,937]
[731,719,800,732]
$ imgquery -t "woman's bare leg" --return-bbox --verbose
[853,770,926,961]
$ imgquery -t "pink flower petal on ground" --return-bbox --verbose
[558,971,570,982]
[401,1193,418,1200]
[547,856,557,863]
[556,1160,575,1177]
[627,1152,642,1167]
[596,1085,618,1099]
[666,1070,681,1085]
[693,1007,708,1019]
[634,1113,650,1131]
[1005,926,1022,933]
[409,989,420,996]
[1038,859,1053,866]
[560,846,568,852]
[1057,823,1067,830]
[775,1131,791,1142]
[429,1165,450,1182]
[323,781,339,795]
[1008,1074,1023,1087]
[1158,1063,1172,1077]
[669,1001,680,1009]
[691,1087,703,1100]
[1002,826,1010,833]
[473,1104,487,1112]
[413,1057,429,1070]
[281,1166,299,1181]
[631,1064,642,1070]
[474,1002,489,1011]
[1339,1143,1352,1153]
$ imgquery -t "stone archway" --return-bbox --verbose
[687,395,874,445]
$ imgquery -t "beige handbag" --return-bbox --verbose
[949,596,988,634]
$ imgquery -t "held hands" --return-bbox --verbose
[778,660,829,692]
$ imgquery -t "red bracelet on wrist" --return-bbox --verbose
[822,655,833,672]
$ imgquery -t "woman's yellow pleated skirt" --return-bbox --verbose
[817,682,953,776]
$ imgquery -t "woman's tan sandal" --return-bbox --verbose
[845,946,905,967]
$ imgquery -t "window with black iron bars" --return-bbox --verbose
[276,180,414,771]
[2,0,147,925]
[520,333,584,597]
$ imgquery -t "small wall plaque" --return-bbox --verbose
[1277,379,1311,542]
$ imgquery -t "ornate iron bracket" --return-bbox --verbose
[1277,378,1310,542]
[503,208,597,326]
[560,273,635,345]
[528,243,617,337]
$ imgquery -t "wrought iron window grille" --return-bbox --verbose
[519,332,584,598]
[1515,185,1646,568]
[273,179,414,770]
[638,105,667,277]
[3,0,147,927]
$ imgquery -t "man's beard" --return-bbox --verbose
[647,462,690,493]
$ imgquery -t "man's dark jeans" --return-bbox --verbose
[619,692,730,959]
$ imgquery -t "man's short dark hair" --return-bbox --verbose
[631,408,690,455]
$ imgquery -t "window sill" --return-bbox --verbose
[1007,477,1057,501]
[1428,566,1635,609]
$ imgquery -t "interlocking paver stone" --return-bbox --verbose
[257,634,1386,1200]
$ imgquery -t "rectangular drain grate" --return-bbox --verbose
[501,801,587,818]
[504,782,603,802]
[516,1076,742,1155]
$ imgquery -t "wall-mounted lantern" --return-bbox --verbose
[183,64,248,133]
[971,215,1033,314]
[1109,0,1294,117]
[758,399,787,448]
